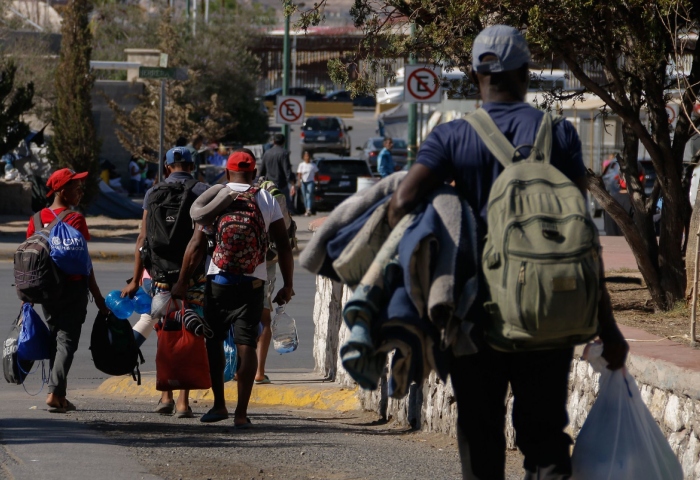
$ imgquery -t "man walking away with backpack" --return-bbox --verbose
[121,147,209,418]
[387,25,629,480]
[25,168,109,413]
[172,149,294,427]
[260,133,296,214]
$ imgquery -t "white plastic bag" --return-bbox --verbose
[571,343,683,480]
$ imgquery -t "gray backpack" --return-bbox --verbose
[465,109,600,352]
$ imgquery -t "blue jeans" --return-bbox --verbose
[301,181,315,212]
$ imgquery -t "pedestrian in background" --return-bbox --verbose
[297,151,318,216]
[377,137,395,178]
[260,133,296,213]
[128,155,142,196]
[26,168,108,413]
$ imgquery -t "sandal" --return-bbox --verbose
[233,417,252,430]
[47,405,66,414]
[154,399,176,414]
[254,375,271,385]
[64,400,77,412]
[175,406,194,419]
[200,409,229,423]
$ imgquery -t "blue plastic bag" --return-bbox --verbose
[571,343,683,480]
[223,326,237,382]
[49,213,92,276]
[17,303,51,362]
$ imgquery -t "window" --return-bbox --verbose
[303,118,341,131]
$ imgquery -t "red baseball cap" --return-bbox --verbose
[46,168,89,197]
[226,151,256,172]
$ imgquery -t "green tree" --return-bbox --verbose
[49,0,100,204]
[301,0,700,311]
[0,61,34,157]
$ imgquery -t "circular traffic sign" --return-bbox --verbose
[279,98,303,123]
[666,105,676,124]
[407,68,440,101]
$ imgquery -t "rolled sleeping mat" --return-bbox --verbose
[190,184,240,225]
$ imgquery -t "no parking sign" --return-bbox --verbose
[404,66,442,103]
[275,96,306,125]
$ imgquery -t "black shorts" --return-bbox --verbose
[205,278,265,347]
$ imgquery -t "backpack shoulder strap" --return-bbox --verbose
[40,209,73,232]
[464,108,516,168]
[530,112,553,164]
[183,179,199,192]
[32,212,43,232]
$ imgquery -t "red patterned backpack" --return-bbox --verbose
[212,187,269,275]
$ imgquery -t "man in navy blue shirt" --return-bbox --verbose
[387,25,629,480]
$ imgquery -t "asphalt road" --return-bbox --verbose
[0,260,316,393]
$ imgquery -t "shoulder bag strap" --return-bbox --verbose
[464,108,516,168]
[530,112,553,164]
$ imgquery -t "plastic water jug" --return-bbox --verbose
[271,305,298,354]
[133,287,152,315]
[105,290,134,320]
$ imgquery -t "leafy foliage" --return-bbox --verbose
[93,4,271,146]
[0,61,34,158]
[299,0,700,310]
[49,0,101,205]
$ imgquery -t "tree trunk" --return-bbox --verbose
[686,189,700,300]
[586,172,668,310]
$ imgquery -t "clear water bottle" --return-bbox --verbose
[133,286,152,315]
[105,290,135,319]
[271,305,298,354]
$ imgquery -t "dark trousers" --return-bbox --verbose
[42,280,89,397]
[450,344,574,480]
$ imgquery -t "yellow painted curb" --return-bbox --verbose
[97,376,361,412]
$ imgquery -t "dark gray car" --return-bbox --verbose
[300,116,352,158]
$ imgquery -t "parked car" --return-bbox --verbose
[324,90,377,107]
[314,156,373,210]
[300,116,353,157]
[262,87,325,103]
[356,137,408,172]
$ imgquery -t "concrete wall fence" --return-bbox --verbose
[312,275,700,479]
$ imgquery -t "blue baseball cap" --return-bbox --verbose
[165,146,193,165]
[472,25,531,74]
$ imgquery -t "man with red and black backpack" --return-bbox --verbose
[172,148,294,427]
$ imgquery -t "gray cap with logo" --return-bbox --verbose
[472,25,531,74]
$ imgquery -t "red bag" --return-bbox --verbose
[155,301,211,391]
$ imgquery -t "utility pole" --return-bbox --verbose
[205,0,209,24]
[282,9,291,150]
[158,80,166,183]
[406,23,417,168]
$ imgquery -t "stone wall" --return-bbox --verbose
[312,276,700,478]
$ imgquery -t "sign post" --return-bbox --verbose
[138,66,189,182]
[275,95,306,125]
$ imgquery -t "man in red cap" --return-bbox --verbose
[172,148,294,427]
[25,168,108,413]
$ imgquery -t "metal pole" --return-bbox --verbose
[292,32,297,88]
[158,80,166,183]
[205,0,209,24]
[282,11,291,150]
[406,23,417,168]
[192,0,197,36]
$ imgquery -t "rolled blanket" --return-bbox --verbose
[189,184,241,225]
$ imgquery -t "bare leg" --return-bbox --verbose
[206,337,228,414]
[234,344,258,425]
[175,390,190,411]
[162,391,174,403]
[255,308,272,382]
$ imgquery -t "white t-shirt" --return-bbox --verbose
[206,182,284,281]
[297,161,319,183]
[129,160,141,181]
